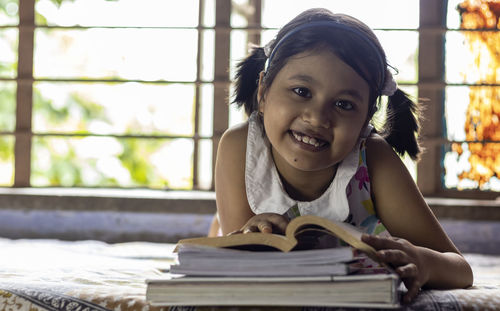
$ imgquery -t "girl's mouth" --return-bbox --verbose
[290,130,329,149]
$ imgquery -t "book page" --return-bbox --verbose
[286,215,378,261]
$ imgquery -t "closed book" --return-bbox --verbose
[171,244,357,277]
[146,273,401,308]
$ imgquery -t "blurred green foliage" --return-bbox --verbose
[0,83,15,133]
[31,85,183,188]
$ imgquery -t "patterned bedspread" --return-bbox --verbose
[0,238,498,311]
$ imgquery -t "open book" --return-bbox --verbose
[146,215,401,308]
[176,214,378,261]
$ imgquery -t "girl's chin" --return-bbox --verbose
[286,159,333,172]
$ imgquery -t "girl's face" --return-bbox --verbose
[258,48,371,174]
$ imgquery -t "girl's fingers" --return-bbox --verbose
[242,221,273,234]
[239,213,289,235]
[403,279,421,304]
[268,214,288,233]
[228,229,243,235]
[362,234,423,304]
[257,221,273,233]
[377,249,412,266]
[396,264,421,304]
[243,224,258,233]
[362,234,406,251]
[396,263,419,279]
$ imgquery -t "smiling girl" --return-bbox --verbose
[213,8,473,303]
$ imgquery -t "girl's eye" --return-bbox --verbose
[335,100,354,111]
[292,87,312,98]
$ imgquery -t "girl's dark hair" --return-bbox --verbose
[232,8,421,159]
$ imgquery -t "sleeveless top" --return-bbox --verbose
[245,112,389,237]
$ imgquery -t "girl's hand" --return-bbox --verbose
[361,234,430,304]
[229,213,289,235]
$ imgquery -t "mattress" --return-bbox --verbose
[0,238,498,311]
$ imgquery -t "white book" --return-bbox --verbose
[170,244,356,276]
[146,273,402,308]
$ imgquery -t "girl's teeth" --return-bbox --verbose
[292,131,323,148]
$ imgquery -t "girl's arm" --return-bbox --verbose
[215,122,255,235]
[365,135,473,302]
[215,122,289,235]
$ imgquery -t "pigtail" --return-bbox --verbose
[383,89,422,160]
[232,46,267,116]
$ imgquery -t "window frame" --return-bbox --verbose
[417,0,500,200]
[6,0,500,199]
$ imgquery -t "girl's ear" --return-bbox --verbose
[257,71,266,113]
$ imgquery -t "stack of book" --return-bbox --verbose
[146,215,402,309]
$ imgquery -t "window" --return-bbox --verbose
[443,0,500,194]
[417,0,499,199]
[2,0,498,199]
[5,0,216,190]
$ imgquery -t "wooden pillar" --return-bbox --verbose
[14,0,35,187]
[417,0,447,196]
[211,0,231,190]
[248,0,262,46]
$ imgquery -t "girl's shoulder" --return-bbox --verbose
[219,121,249,151]
[364,133,409,183]
[217,121,249,168]
[365,133,399,165]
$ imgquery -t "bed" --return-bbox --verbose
[0,238,499,311]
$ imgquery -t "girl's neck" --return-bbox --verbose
[272,149,338,202]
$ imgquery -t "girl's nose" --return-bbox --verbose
[301,105,331,129]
